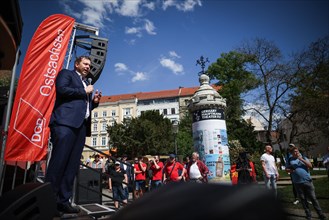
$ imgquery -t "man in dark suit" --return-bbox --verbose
[45,56,102,214]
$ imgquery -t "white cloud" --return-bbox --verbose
[114,63,148,82]
[179,0,202,12]
[132,72,148,82]
[162,0,202,12]
[60,0,201,43]
[114,63,128,72]
[60,0,110,28]
[169,51,180,58]
[160,58,184,75]
[143,2,156,10]
[125,19,156,37]
[162,0,175,10]
[115,0,142,17]
[144,19,156,35]
[80,7,106,28]
[125,27,141,35]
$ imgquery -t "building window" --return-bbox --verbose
[163,109,168,115]
[171,108,175,114]
[93,123,98,131]
[93,111,98,118]
[92,137,97,146]
[101,137,107,146]
[123,108,131,115]
[102,122,107,131]
[156,109,160,114]
[102,111,107,117]
[110,121,115,126]
[111,110,116,116]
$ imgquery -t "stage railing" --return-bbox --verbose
[0,144,135,209]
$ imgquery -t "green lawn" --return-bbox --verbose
[278,169,327,179]
[277,172,329,213]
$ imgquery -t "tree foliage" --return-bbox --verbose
[237,38,296,144]
[285,36,329,148]
[209,36,328,153]
[108,110,174,158]
[207,51,262,152]
[176,112,194,157]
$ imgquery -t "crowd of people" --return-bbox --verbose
[81,152,209,209]
[81,144,328,219]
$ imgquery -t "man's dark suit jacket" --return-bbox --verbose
[50,69,98,136]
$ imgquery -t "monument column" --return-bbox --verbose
[188,56,231,183]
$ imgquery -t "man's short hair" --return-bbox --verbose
[289,146,298,153]
[74,56,91,65]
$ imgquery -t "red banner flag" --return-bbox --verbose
[5,14,75,161]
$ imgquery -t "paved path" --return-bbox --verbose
[285,208,329,220]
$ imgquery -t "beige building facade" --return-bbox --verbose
[82,85,220,160]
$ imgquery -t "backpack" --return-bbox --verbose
[147,169,153,179]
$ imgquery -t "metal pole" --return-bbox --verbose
[0,47,20,189]
[65,26,77,69]
[174,134,177,155]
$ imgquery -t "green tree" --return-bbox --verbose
[176,112,193,157]
[284,36,329,150]
[108,110,174,157]
[207,51,262,152]
[237,38,296,144]
[208,51,259,120]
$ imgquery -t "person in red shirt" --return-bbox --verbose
[163,154,185,183]
[149,155,164,190]
[133,156,147,199]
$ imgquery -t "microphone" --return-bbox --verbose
[87,78,92,85]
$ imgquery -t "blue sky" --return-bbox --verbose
[18,0,328,96]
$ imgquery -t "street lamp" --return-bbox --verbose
[172,120,179,155]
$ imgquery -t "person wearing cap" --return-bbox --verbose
[120,154,132,198]
[260,145,279,196]
[108,161,128,209]
[285,146,327,220]
[285,143,300,205]
[163,154,186,183]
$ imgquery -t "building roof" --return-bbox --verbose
[100,85,222,104]
[100,93,137,103]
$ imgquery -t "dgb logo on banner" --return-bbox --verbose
[14,99,46,149]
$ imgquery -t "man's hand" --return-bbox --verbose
[85,85,94,94]
[93,90,102,103]
[265,173,270,179]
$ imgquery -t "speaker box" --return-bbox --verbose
[0,182,56,220]
[91,39,108,50]
[88,37,108,84]
[75,168,102,205]
[89,48,107,83]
